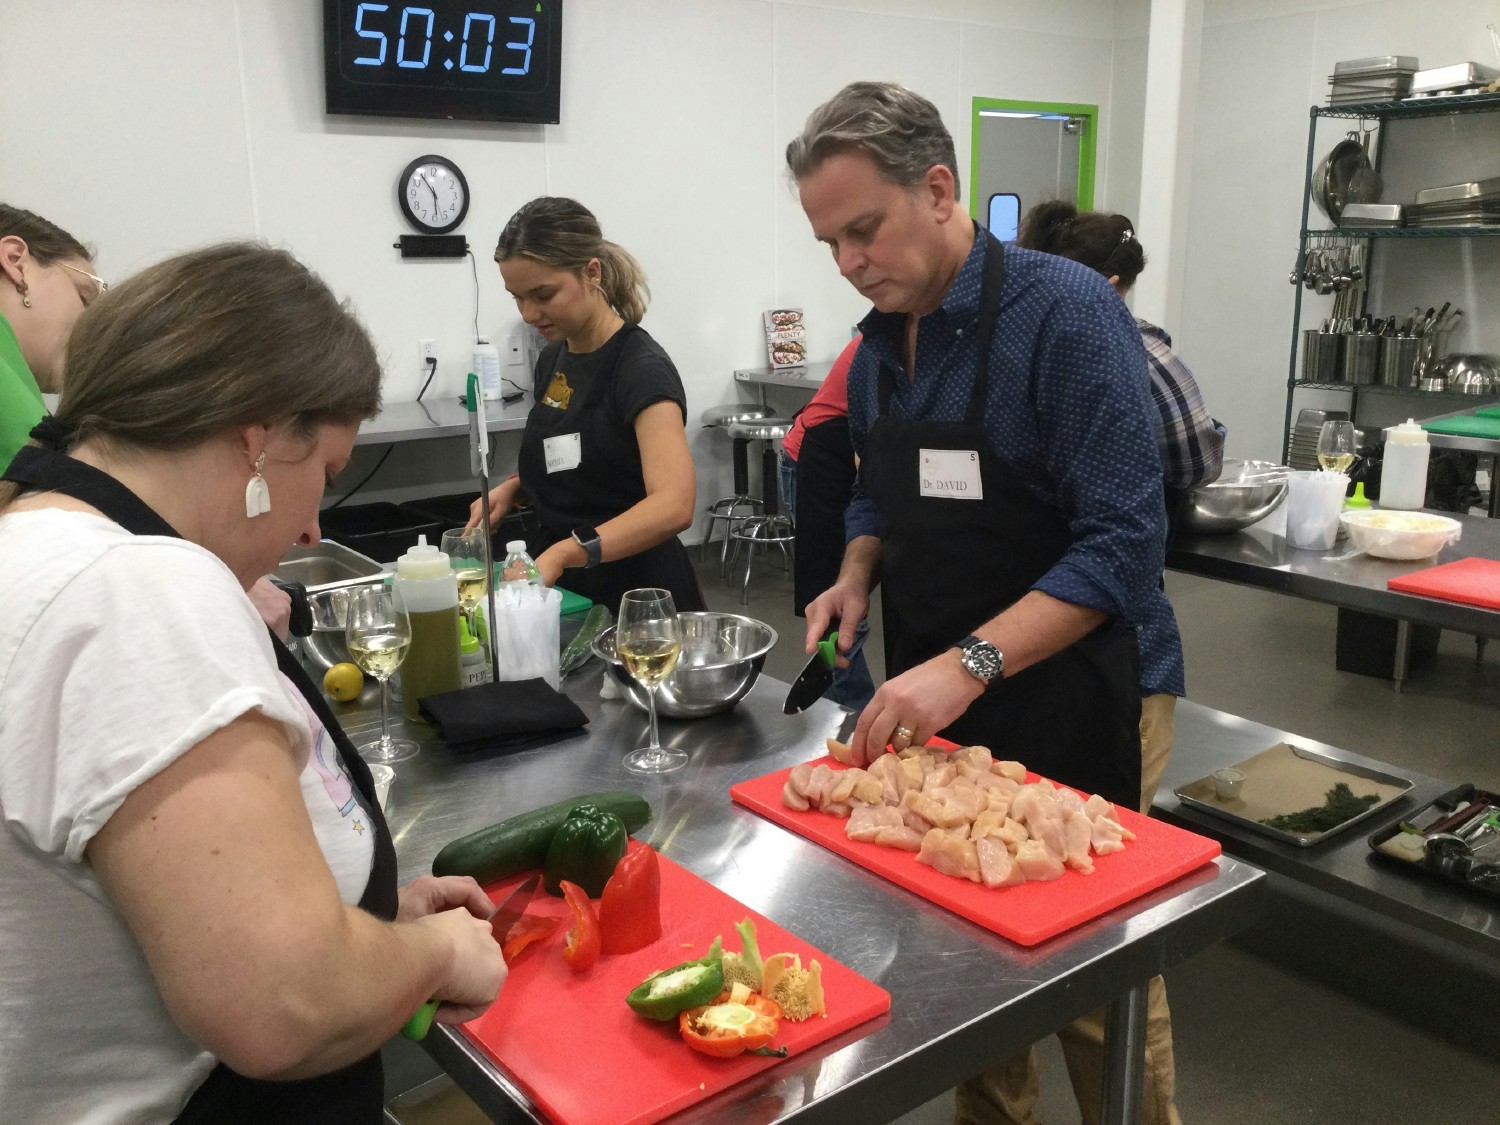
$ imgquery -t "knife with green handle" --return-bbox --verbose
[783,627,840,715]
[401,873,541,1041]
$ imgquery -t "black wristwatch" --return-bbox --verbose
[953,633,1003,688]
[570,526,602,568]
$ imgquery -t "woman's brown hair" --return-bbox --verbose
[0,241,381,507]
[495,197,650,324]
[0,204,91,265]
[1016,200,1146,289]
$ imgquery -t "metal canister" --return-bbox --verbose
[1377,336,1420,387]
[1300,330,1343,382]
[1340,330,1380,385]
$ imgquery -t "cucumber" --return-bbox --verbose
[431,791,652,884]
[560,603,611,675]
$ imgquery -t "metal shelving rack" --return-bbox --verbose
[1282,91,1500,461]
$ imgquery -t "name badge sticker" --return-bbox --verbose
[919,448,983,500]
[543,432,582,473]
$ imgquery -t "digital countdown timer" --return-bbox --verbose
[324,0,562,124]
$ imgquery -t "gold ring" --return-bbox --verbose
[894,725,914,741]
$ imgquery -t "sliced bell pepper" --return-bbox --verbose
[500,914,562,965]
[559,880,601,972]
[599,843,662,955]
[626,936,724,1020]
[544,804,628,897]
[678,983,784,1058]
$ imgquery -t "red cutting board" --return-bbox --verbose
[1387,557,1500,611]
[457,847,891,1125]
[731,754,1220,947]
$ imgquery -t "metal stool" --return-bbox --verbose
[700,404,774,576]
[725,417,796,605]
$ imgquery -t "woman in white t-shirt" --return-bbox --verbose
[0,243,508,1124]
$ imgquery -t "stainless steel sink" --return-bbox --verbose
[274,541,385,591]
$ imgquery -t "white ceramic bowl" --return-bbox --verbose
[1339,509,1461,560]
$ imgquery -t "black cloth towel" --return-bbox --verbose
[418,678,588,753]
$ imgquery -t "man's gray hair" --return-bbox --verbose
[785,81,961,201]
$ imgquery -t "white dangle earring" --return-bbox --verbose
[245,452,271,518]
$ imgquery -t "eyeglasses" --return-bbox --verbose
[59,262,109,304]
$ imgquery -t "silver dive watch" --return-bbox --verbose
[954,633,1004,688]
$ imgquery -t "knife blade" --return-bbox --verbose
[783,629,840,715]
[401,873,541,1041]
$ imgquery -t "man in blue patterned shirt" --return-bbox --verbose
[787,82,1181,1125]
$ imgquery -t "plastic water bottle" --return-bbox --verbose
[473,337,502,401]
[1381,419,1431,511]
[501,540,542,587]
[392,535,463,721]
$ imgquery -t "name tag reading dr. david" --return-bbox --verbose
[919,448,983,499]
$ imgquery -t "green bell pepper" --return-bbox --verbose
[626,937,725,1021]
[543,803,627,897]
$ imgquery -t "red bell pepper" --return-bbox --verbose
[678,985,784,1058]
[599,842,662,955]
[559,880,601,972]
[500,915,561,965]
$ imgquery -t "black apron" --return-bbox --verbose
[3,444,398,1125]
[517,324,705,615]
[860,232,1142,807]
[792,416,857,618]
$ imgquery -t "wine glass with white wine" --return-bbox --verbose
[1317,420,1357,474]
[616,588,686,774]
[344,585,418,764]
[440,527,489,633]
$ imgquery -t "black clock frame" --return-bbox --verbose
[397,154,470,234]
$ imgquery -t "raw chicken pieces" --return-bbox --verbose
[780,743,1134,889]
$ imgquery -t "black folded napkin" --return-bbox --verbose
[418,678,588,754]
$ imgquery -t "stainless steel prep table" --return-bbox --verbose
[1156,701,1499,962]
[331,662,1265,1125]
[1168,504,1500,686]
[733,361,833,409]
[354,395,532,446]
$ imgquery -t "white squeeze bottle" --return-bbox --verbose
[1381,419,1431,511]
[393,535,463,722]
[473,337,502,401]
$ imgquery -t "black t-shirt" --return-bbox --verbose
[517,323,687,536]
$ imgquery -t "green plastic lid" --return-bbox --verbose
[458,614,479,654]
[1344,481,1371,509]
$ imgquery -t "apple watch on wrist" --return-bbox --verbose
[570,526,602,568]
[953,633,1003,688]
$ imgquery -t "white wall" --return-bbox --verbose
[1179,0,1500,461]
[1,0,1130,530]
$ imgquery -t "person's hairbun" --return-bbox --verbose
[1016,199,1079,254]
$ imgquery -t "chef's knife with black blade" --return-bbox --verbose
[783,628,840,715]
[401,873,541,1041]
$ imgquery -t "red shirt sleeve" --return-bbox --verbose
[782,334,860,461]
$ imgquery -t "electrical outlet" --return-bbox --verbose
[504,330,527,368]
[418,338,437,375]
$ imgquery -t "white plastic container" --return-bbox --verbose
[473,337,502,401]
[392,535,463,720]
[1284,470,1349,550]
[1381,418,1431,510]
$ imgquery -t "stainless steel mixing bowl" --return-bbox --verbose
[592,612,779,719]
[1178,459,1290,535]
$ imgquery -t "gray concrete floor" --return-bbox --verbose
[388,543,1500,1122]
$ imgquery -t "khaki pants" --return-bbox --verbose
[955,694,1181,1125]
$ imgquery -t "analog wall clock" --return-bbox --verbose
[398,154,469,234]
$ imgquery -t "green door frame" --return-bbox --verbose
[969,98,1099,223]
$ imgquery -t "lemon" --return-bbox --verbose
[323,662,364,702]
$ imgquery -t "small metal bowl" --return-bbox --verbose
[1432,353,1500,396]
[592,612,779,719]
[1178,459,1291,535]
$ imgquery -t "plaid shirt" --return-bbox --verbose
[1137,318,1225,488]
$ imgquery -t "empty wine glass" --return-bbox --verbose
[616,588,686,774]
[1317,420,1357,474]
[440,527,489,631]
[344,585,418,764]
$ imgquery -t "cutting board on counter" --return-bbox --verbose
[731,755,1220,947]
[458,848,890,1125]
[1421,414,1500,439]
[1388,557,1500,611]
